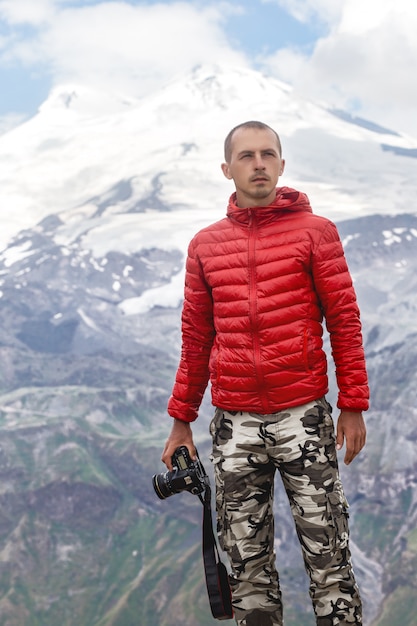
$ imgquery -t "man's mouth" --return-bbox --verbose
[251,176,269,183]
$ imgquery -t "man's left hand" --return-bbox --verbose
[336,410,366,465]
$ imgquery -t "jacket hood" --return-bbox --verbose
[226,186,312,224]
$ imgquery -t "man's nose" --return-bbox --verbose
[254,154,266,169]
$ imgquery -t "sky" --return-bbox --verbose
[0,0,416,138]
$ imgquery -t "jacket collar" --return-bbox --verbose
[226,186,312,225]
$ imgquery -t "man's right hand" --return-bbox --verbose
[161,418,196,470]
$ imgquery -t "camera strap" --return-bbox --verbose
[202,484,233,621]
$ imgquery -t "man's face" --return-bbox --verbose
[221,127,285,208]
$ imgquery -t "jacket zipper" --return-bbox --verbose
[248,210,269,413]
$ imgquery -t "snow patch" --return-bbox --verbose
[118,268,185,315]
[382,230,401,245]
[0,240,34,267]
[341,233,360,248]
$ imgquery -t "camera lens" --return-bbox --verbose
[152,472,173,499]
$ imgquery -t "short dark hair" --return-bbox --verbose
[224,121,282,162]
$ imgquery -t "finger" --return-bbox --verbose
[161,457,172,471]
[344,449,354,465]
[189,444,197,461]
[347,435,366,465]
[344,436,361,465]
[161,445,173,471]
[336,425,344,452]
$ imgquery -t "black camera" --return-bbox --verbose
[152,446,208,500]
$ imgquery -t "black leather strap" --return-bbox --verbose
[202,485,234,620]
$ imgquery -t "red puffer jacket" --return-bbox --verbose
[168,187,369,422]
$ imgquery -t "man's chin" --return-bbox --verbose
[251,187,275,200]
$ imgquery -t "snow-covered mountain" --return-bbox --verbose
[1,65,416,312]
[0,65,417,626]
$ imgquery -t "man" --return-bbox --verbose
[162,121,369,626]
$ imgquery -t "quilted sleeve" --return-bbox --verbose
[167,237,215,422]
[311,221,370,411]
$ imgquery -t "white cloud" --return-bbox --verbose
[0,0,55,25]
[260,0,417,137]
[0,1,248,99]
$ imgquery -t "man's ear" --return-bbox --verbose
[221,162,232,180]
[280,159,286,176]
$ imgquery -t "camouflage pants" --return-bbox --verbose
[209,398,362,626]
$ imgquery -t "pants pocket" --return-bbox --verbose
[326,483,350,553]
[290,479,350,562]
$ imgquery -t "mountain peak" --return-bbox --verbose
[1,63,417,253]
[38,83,139,118]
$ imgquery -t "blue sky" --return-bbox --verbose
[0,0,416,137]
[204,1,324,56]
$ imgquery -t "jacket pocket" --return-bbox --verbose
[302,326,313,371]
[209,343,220,384]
